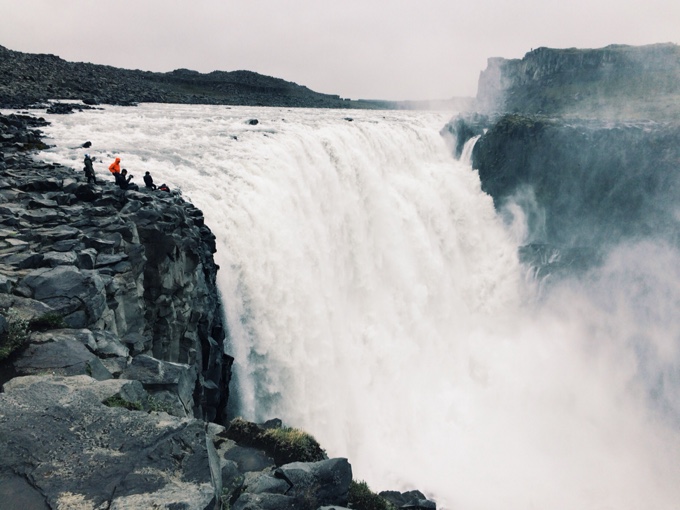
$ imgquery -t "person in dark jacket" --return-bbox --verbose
[83,154,97,184]
[116,169,138,190]
[143,171,156,189]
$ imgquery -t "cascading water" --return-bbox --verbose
[29,103,680,510]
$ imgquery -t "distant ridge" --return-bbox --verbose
[0,44,397,109]
[475,42,680,120]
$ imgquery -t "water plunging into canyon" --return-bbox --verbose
[33,103,680,510]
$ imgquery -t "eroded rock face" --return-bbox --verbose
[470,115,680,250]
[0,113,231,422]
[0,113,233,508]
[476,43,680,120]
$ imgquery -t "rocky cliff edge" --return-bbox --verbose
[0,113,438,510]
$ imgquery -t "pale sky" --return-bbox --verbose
[1,0,679,101]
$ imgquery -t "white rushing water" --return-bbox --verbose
[24,103,680,509]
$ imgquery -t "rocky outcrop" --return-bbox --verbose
[1,374,219,509]
[0,113,233,508]
[444,113,680,274]
[473,115,680,248]
[0,116,230,422]
[0,112,438,509]
[445,44,680,277]
[476,43,680,120]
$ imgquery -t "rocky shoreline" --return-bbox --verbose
[0,113,438,509]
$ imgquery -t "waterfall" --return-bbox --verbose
[34,103,680,510]
[460,134,480,165]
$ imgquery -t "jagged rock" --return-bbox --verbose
[232,458,352,510]
[275,459,352,504]
[120,331,151,355]
[469,114,680,249]
[231,493,298,510]
[20,265,107,326]
[0,293,54,321]
[30,328,97,350]
[120,353,196,414]
[0,114,231,423]
[13,337,112,380]
[224,445,276,473]
[380,490,437,509]
[0,274,16,293]
[41,250,78,267]
[89,329,129,357]
[476,43,680,120]
[46,102,76,114]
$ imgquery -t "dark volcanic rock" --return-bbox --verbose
[0,117,233,423]
[446,43,680,281]
[470,115,680,249]
[476,43,680,120]
[0,111,233,507]
[0,375,217,509]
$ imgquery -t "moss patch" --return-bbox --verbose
[226,417,327,466]
[348,480,396,510]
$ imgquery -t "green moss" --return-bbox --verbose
[226,417,327,465]
[28,312,67,332]
[348,480,396,510]
[103,394,143,411]
[145,395,175,414]
[0,311,29,361]
[220,474,245,510]
[260,426,326,464]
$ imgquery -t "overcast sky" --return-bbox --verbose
[2,0,679,101]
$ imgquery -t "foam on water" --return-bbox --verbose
[26,103,680,509]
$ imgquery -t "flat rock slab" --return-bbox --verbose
[0,375,216,510]
[0,471,50,510]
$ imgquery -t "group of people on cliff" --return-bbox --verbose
[83,154,170,193]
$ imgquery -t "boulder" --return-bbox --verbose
[20,266,107,326]
[231,458,352,510]
[380,490,437,509]
[120,354,197,414]
[274,458,352,507]
[12,337,112,380]
[0,375,217,510]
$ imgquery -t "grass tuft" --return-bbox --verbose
[348,480,397,510]
[226,417,327,465]
[0,311,30,361]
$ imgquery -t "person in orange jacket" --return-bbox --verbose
[109,157,121,176]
